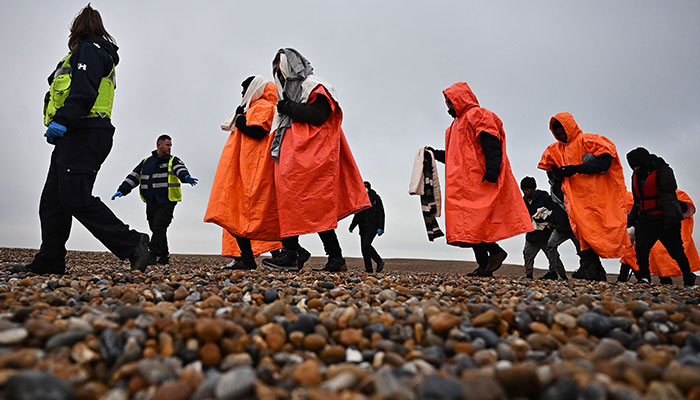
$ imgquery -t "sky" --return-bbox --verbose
[1,1,699,273]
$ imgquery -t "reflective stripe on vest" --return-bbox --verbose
[632,169,662,216]
[43,52,116,126]
[139,156,182,202]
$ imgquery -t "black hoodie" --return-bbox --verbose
[49,38,120,129]
[627,148,682,224]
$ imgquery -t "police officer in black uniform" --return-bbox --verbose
[17,5,151,275]
[349,181,386,272]
[113,135,197,266]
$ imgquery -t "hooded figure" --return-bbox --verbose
[625,147,696,286]
[263,48,370,272]
[538,112,629,281]
[432,82,532,276]
[621,190,699,283]
[204,76,282,269]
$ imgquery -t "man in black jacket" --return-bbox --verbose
[520,177,554,279]
[626,147,695,286]
[349,181,386,273]
[113,135,197,267]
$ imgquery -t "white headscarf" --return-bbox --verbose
[220,75,267,131]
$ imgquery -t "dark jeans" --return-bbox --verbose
[635,218,691,280]
[283,229,342,258]
[360,230,382,270]
[473,242,504,268]
[146,201,176,257]
[31,127,140,272]
[523,239,548,276]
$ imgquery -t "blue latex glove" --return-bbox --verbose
[185,176,198,186]
[377,228,384,236]
[111,191,123,200]
[44,121,67,144]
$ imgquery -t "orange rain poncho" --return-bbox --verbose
[538,112,629,258]
[204,81,282,257]
[621,190,700,277]
[442,82,532,246]
[274,85,370,237]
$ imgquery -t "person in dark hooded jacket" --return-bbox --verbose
[626,147,696,286]
[520,177,554,279]
[349,181,386,273]
[15,5,151,275]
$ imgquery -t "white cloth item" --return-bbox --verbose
[220,75,267,131]
[532,207,552,230]
[627,226,636,246]
[409,146,441,217]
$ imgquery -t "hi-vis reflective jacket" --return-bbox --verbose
[44,52,115,126]
[117,151,191,203]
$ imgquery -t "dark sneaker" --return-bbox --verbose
[683,274,696,287]
[594,264,608,282]
[224,259,256,270]
[297,247,311,271]
[147,253,157,266]
[376,261,385,273]
[156,256,170,265]
[129,233,151,272]
[9,263,65,276]
[525,274,534,279]
[541,271,558,280]
[315,257,347,272]
[467,267,491,277]
[262,249,297,269]
[365,266,373,273]
[659,276,673,285]
[636,277,651,285]
[486,249,508,274]
[572,263,595,280]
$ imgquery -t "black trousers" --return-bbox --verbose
[233,235,255,263]
[146,201,176,257]
[473,242,503,268]
[635,218,691,280]
[283,229,342,258]
[360,229,382,270]
[31,127,140,272]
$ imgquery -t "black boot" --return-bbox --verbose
[129,233,152,272]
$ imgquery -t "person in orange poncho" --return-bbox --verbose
[538,112,629,282]
[204,75,283,270]
[263,48,370,272]
[625,148,697,287]
[428,82,532,276]
[619,190,699,285]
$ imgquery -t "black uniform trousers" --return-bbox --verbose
[32,127,140,272]
[473,242,504,268]
[359,229,382,270]
[635,218,691,280]
[146,201,176,258]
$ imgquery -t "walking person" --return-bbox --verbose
[18,5,151,275]
[204,75,283,270]
[626,147,696,286]
[113,135,197,267]
[520,177,554,279]
[538,112,629,281]
[543,179,579,281]
[349,181,386,273]
[428,82,532,276]
[262,48,370,272]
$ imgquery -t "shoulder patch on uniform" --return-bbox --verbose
[77,63,87,70]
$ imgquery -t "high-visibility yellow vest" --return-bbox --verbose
[139,156,182,202]
[43,52,115,126]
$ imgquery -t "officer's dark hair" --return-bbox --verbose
[68,4,116,51]
[157,134,172,143]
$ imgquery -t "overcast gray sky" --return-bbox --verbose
[2,1,699,272]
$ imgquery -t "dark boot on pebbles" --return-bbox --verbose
[129,233,151,272]
[224,259,256,270]
[318,257,347,272]
[541,271,558,280]
[486,249,507,274]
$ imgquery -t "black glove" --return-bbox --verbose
[560,164,580,177]
[277,95,292,115]
[235,114,247,129]
[426,146,435,152]
[482,169,498,183]
[235,105,245,115]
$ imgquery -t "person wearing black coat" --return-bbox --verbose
[349,182,386,273]
[520,177,554,279]
[627,147,695,287]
